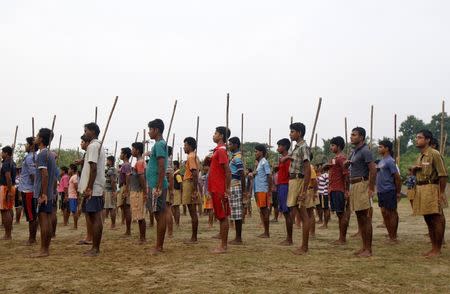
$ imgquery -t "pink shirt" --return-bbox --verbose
[68,175,78,199]
[57,174,70,193]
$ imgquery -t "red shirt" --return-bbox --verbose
[329,154,349,193]
[277,158,290,185]
[208,144,228,194]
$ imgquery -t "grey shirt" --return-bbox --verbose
[349,144,373,178]
[78,139,106,196]
[33,148,57,201]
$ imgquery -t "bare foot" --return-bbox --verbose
[353,248,365,256]
[83,249,99,257]
[184,239,198,245]
[316,220,323,224]
[211,247,227,254]
[384,238,399,245]
[351,232,361,238]
[76,240,92,245]
[292,247,308,255]
[425,250,441,258]
[229,239,243,245]
[331,240,347,245]
[1,236,12,241]
[123,232,131,237]
[319,225,328,230]
[357,250,372,258]
[279,240,293,246]
[376,224,385,228]
[24,240,37,246]
[149,247,163,255]
[135,239,147,245]
[211,234,221,239]
[257,233,270,239]
[30,251,49,258]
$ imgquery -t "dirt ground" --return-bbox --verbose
[1,197,450,294]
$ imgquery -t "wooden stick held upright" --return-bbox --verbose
[135,132,139,143]
[172,133,175,148]
[440,100,445,154]
[165,100,178,143]
[226,93,230,148]
[32,117,36,161]
[309,97,322,147]
[394,114,398,163]
[369,105,374,150]
[47,115,57,160]
[56,135,62,165]
[114,141,118,161]
[95,106,98,124]
[315,133,318,149]
[195,116,200,157]
[12,125,18,155]
[99,96,119,151]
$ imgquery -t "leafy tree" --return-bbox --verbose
[399,115,426,146]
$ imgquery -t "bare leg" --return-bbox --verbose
[138,219,146,243]
[165,205,173,237]
[110,208,116,229]
[212,217,229,254]
[15,207,22,224]
[293,206,310,255]
[84,211,103,256]
[185,204,198,243]
[150,211,167,255]
[124,205,131,235]
[280,211,293,246]
[51,207,57,238]
[258,207,270,238]
[355,209,372,257]
[32,212,51,257]
[1,210,12,240]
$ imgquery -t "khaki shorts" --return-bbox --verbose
[173,190,182,206]
[349,181,371,212]
[104,191,116,209]
[413,184,443,216]
[287,178,306,208]
[130,190,145,221]
[182,180,195,205]
[407,189,416,201]
[116,186,130,207]
[310,190,320,207]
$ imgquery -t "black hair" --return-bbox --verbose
[61,166,69,173]
[431,137,440,150]
[255,144,267,156]
[379,139,394,157]
[418,129,433,141]
[80,135,90,143]
[277,138,291,150]
[26,137,38,152]
[215,126,231,142]
[148,119,165,134]
[38,128,54,147]
[107,156,115,163]
[121,147,132,159]
[228,137,241,148]
[290,123,306,138]
[173,160,180,169]
[1,146,13,156]
[168,146,173,157]
[84,122,100,137]
[69,164,78,173]
[184,137,197,150]
[247,168,253,173]
[330,136,345,151]
[352,127,366,139]
[131,142,144,155]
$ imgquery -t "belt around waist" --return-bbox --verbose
[289,174,305,180]
[416,180,439,186]
[350,177,368,184]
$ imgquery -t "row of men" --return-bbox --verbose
[0,121,447,257]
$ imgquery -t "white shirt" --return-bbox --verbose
[78,139,106,196]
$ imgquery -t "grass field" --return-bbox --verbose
[1,198,450,294]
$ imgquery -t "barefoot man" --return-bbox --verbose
[347,127,376,258]
[413,130,447,257]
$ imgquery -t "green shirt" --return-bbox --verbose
[146,139,168,189]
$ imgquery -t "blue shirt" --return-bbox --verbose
[33,148,57,200]
[18,153,36,192]
[376,156,398,193]
[254,158,271,193]
[229,151,244,180]
[146,139,168,189]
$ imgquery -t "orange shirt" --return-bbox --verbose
[183,152,198,181]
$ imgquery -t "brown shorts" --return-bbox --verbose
[287,178,305,208]
[173,190,182,206]
[407,189,416,201]
[349,181,371,212]
[0,186,16,210]
[182,180,196,205]
[413,184,443,216]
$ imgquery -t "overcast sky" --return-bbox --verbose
[1,0,449,158]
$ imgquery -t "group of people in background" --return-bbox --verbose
[0,119,447,258]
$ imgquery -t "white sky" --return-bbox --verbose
[1,0,449,158]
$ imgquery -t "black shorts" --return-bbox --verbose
[38,200,54,214]
[59,192,69,210]
[317,194,329,210]
[378,190,397,210]
[152,189,167,213]
[82,196,104,213]
[271,192,279,208]
[330,191,346,213]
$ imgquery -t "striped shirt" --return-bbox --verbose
[317,173,329,196]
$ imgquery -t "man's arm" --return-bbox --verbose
[156,157,165,192]
[64,178,69,202]
[368,162,377,196]
[192,168,199,194]
[394,172,402,199]
[39,168,49,204]
[85,162,97,197]
[5,171,12,201]
[439,177,447,198]
[302,161,311,197]
[267,174,273,193]
[223,163,231,196]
